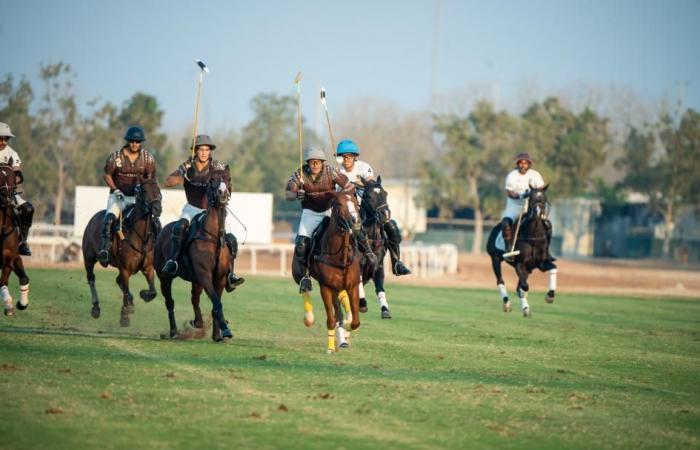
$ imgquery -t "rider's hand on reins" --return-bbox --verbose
[296,189,306,201]
[114,189,125,201]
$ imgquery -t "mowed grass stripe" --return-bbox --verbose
[0,268,698,450]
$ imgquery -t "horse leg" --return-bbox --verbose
[12,257,30,311]
[190,283,204,328]
[117,268,134,327]
[515,264,531,318]
[301,290,315,327]
[139,264,157,302]
[160,276,178,338]
[491,255,511,312]
[358,275,368,313]
[84,255,101,318]
[320,285,337,354]
[332,293,349,349]
[195,271,232,342]
[374,266,391,319]
[349,281,361,333]
[545,268,557,303]
[1,266,13,316]
[337,290,352,326]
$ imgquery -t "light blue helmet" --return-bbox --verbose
[336,139,360,155]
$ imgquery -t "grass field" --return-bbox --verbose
[1,268,698,450]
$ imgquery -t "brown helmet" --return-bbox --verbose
[514,152,532,165]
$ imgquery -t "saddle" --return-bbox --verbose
[110,205,159,239]
[308,216,331,263]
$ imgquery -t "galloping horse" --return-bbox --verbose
[154,169,235,342]
[82,178,162,326]
[357,176,393,319]
[486,184,557,317]
[0,164,29,316]
[303,190,362,353]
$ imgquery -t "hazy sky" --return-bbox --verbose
[4,0,699,133]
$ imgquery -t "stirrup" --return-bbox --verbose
[225,273,245,292]
[162,259,178,275]
[393,261,411,276]
[18,242,31,256]
[299,276,312,293]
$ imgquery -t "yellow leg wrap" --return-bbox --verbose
[338,290,352,324]
[302,292,314,327]
[327,329,336,353]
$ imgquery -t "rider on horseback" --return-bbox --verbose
[285,146,377,293]
[98,125,160,265]
[501,152,555,267]
[0,122,34,256]
[336,139,411,276]
[161,134,244,292]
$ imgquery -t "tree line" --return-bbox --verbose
[1,63,698,258]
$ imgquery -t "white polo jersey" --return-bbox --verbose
[0,145,22,168]
[339,160,374,200]
[501,168,545,220]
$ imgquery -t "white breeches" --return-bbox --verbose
[297,208,331,238]
[501,204,524,222]
[179,203,235,234]
[106,193,136,218]
[14,194,26,207]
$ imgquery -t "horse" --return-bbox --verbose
[82,178,162,326]
[302,189,363,353]
[154,169,235,342]
[357,176,393,319]
[0,164,29,316]
[486,184,557,317]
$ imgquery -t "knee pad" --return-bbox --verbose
[294,236,310,259]
[383,220,402,244]
[225,233,238,255]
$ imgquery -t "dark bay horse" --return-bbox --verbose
[303,190,362,353]
[82,179,162,326]
[0,164,29,316]
[486,184,557,317]
[358,176,392,319]
[154,169,235,342]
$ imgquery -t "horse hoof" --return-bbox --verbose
[4,307,14,317]
[380,306,392,319]
[221,328,233,340]
[326,348,335,354]
[139,290,157,302]
[91,305,101,319]
[522,307,532,318]
[120,314,130,327]
[359,298,368,313]
[303,312,314,327]
[189,319,204,329]
[545,290,555,304]
[16,301,28,311]
[339,342,350,349]
[502,300,512,313]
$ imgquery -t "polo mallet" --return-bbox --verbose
[320,87,339,166]
[190,59,210,157]
[294,71,303,174]
[504,197,528,259]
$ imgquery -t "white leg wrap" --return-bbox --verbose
[336,325,347,347]
[520,296,530,311]
[548,268,558,291]
[358,281,366,299]
[1,285,11,303]
[377,291,389,308]
[19,284,29,307]
[497,283,508,299]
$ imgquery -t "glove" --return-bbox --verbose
[296,189,306,201]
[113,189,125,201]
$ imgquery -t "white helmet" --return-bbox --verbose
[0,122,15,138]
[304,146,327,161]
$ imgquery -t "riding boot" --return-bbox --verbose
[225,233,245,292]
[162,219,188,275]
[383,220,411,276]
[16,202,34,256]
[98,213,117,264]
[501,218,515,261]
[294,236,312,293]
[356,228,379,273]
[543,219,556,262]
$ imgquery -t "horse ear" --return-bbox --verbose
[542,183,549,192]
[376,175,382,185]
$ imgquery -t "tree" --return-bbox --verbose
[420,101,517,253]
[619,109,700,258]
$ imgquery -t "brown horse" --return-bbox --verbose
[82,179,162,326]
[154,169,234,342]
[302,190,362,353]
[0,164,30,316]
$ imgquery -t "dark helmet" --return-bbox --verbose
[124,126,146,142]
[193,134,216,150]
[514,152,532,165]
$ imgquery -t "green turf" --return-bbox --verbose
[0,268,698,450]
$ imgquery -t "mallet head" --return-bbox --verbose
[320,87,326,105]
[196,59,210,73]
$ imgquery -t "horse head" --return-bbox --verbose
[134,177,162,219]
[360,175,391,225]
[334,187,362,234]
[526,182,549,221]
[0,164,16,209]
[206,168,231,208]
